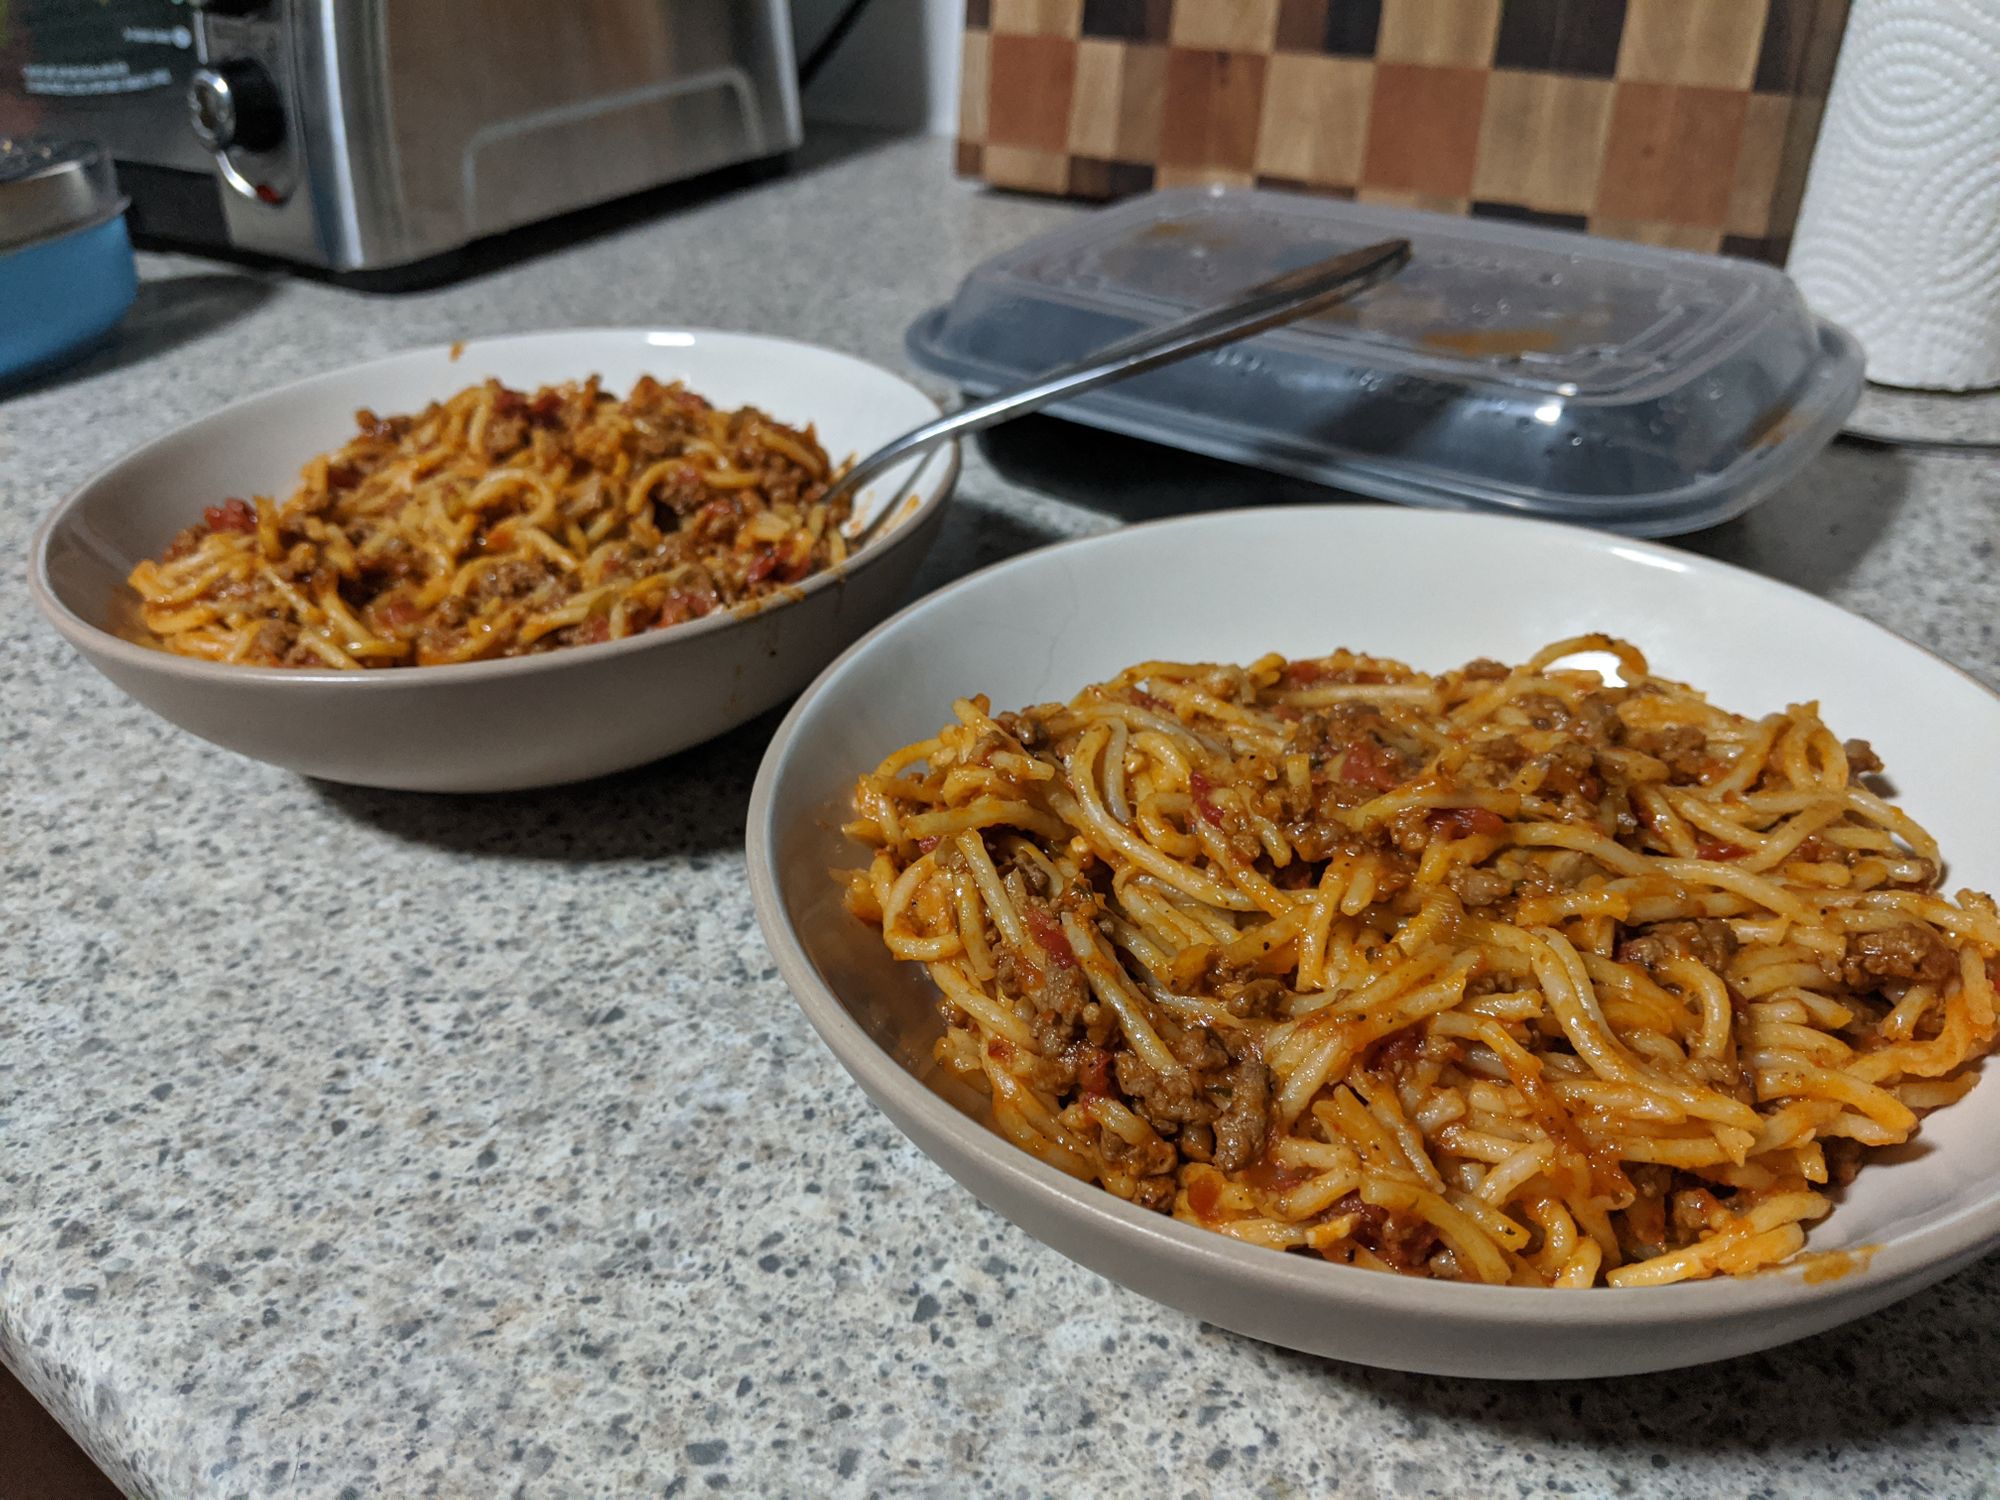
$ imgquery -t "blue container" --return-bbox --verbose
[0,139,139,382]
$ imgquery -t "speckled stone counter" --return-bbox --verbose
[5,132,2000,1500]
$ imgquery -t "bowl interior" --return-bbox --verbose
[762,506,2000,1272]
[38,327,950,638]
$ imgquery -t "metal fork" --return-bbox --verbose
[833,236,1412,546]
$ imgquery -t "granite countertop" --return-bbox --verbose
[5,131,2000,1500]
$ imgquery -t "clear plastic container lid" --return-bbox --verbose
[906,188,1863,536]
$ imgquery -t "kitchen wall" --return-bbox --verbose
[791,0,963,136]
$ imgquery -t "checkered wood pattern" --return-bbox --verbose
[957,0,1849,262]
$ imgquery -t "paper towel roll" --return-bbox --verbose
[1787,1,2000,391]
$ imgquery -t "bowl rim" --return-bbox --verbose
[746,502,2000,1326]
[26,325,960,687]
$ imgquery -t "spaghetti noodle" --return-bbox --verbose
[842,636,2000,1287]
[124,376,850,668]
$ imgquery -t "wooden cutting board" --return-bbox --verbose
[957,0,1849,263]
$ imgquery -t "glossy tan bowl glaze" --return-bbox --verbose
[30,328,958,792]
[748,506,2000,1379]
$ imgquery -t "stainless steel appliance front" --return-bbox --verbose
[1,0,802,270]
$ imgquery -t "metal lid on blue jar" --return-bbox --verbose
[0,137,126,254]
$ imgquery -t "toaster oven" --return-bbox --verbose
[0,0,802,271]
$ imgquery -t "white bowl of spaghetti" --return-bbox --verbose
[29,328,958,791]
[747,505,2000,1379]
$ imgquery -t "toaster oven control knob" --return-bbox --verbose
[189,62,285,155]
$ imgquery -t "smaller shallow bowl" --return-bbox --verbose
[30,328,957,792]
[748,505,2000,1379]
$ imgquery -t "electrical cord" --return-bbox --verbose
[797,0,881,90]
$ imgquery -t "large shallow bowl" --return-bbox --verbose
[747,505,2000,1379]
[29,328,957,792]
